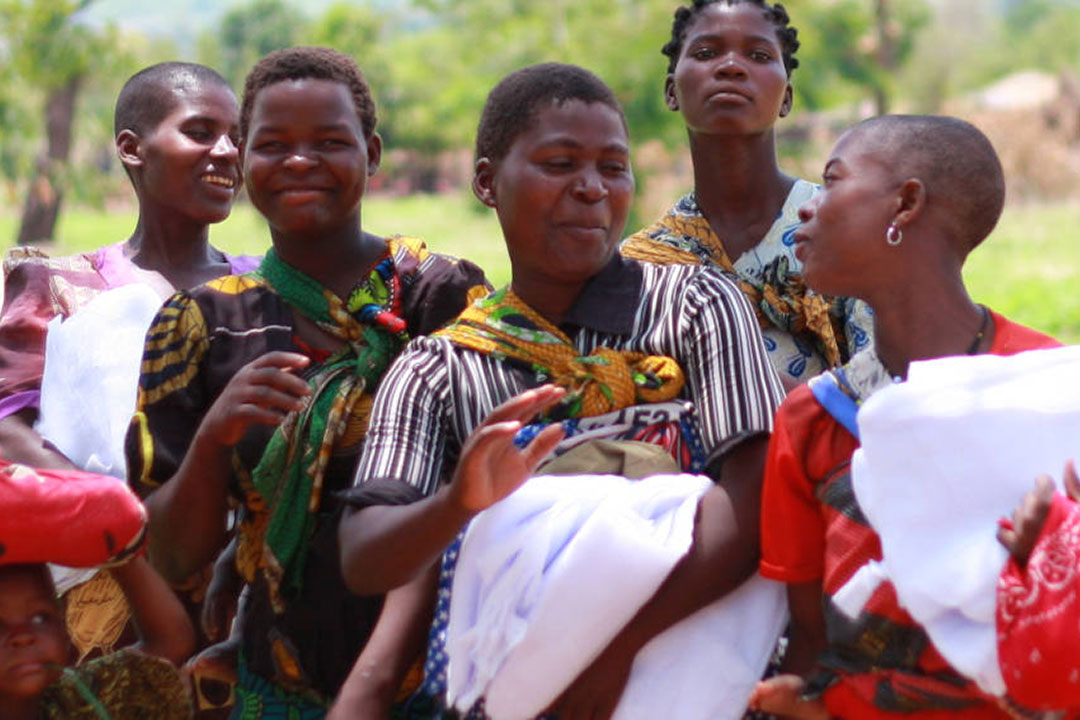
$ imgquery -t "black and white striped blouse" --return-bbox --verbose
[354,256,784,497]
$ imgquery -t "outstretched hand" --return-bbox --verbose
[447,385,566,514]
[998,460,1080,566]
[198,351,311,449]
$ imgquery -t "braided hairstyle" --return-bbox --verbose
[662,0,800,76]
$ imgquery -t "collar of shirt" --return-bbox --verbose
[560,255,643,336]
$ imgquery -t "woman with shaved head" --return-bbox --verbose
[750,115,1061,719]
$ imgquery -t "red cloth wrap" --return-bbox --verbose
[0,460,146,567]
[997,493,1080,711]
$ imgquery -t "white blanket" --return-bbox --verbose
[844,345,1080,696]
[36,283,163,479]
[446,473,786,720]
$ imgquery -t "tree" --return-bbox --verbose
[1,0,114,243]
[215,0,308,90]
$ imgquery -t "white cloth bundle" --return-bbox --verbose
[446,473,786,720]
[36,283,163,479]
[844,345,1080,696]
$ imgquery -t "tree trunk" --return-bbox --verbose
[873,0,894,116]
[16,75,81,245]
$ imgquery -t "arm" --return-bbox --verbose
[340,384,565,595]
[0,410,78,469]
[143,350,312,583]
[328,564,439,719]
[110,555,196,666]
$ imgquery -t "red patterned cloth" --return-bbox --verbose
[0,460,145,567]
[998,493,1080,713]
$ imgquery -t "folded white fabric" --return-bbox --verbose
[446,473,786,720]
[848,345,1080,697]
[36,283,163,479]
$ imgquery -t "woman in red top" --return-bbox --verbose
[749,114,1059,719]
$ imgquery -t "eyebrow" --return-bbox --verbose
[686,32,779,47]
[536,137,629,153]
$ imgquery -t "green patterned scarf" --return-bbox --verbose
[238,246,407,610]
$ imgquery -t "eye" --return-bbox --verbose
[318,138,352,150]
[540,157,574,171]
[601,160,629,175]
[749,49,773,63]
[184,128,212,142]
[690,46,717,61]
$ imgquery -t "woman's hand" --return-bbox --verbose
[748,674,830,719]
[197,351,311,449]
[201,539,241,642]
[446,385,565,514]
[998,460,1080,566]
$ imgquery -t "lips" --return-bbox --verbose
[706,85,752,103]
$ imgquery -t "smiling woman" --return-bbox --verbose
[0,62,256,474]
[125,46,488,720]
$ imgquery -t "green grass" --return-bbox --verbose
[1,195,1077,342]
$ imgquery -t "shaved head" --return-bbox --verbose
[843,115,1005,253]
[114,62,233,138]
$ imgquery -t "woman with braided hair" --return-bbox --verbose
[622,0,873,390]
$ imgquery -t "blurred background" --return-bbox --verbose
[0,0,1077,340]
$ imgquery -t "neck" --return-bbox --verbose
[509,276,587,328]
[270,220,385,300]
[126,211,219,279]
[0,692,43,720]
[688,129,792,215]
[869,259,987,379]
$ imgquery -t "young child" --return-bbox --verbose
[0,464,195,720]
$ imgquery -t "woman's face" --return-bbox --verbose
[476,99,634,287]
[667,2,792,136]
[138,82,241,225]
[794,129,899,298]
[0,567,68,701]
[242,79,380,240]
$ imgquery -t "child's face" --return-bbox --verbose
[478,99,634,287]
[0,567,68,700]
[242,78,381,240]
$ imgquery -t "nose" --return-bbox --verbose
[210,133,238,159]
[715,53,748,79]
[798,195,818,223]
[571,169,609,203]
[283,150,319,173]
[6,624,36,648]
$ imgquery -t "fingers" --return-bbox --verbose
[1064,459,1080,503]
[479,385,566,427]
[996,522,1017,555]
[521,422,565,468]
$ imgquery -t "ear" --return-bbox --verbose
[116,129,143,171]
[664,74,679,112]
[366,132,383,177]
[472,157,497,208]
[891,178,926,229]
[779,83,794,118]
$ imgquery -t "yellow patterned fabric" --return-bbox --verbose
[621,184,849,369]
[65,571,132,663]
[436,286,684,418]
